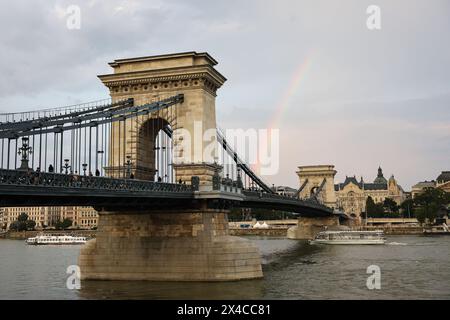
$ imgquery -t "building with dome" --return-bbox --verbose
[411,171,450,198]
[436,171,450,193]
[334,167,406,219]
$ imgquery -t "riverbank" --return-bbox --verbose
[5,228,288,239]
[0,230,97,240]
[229,228,287,236]
[230,226,424,236]
[358,225,423,235]
[230,224,426,236]
[0,223,426,240]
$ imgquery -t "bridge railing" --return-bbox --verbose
[210,171,242,193]
[0,169,192,194]
[242,190,333,212]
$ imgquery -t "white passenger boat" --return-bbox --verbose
[25,235,87,245]
[309,230,386,245]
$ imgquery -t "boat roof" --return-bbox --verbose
[31,235,86,238]
[318,230,384,234]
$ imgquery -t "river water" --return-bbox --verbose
[0,235,449,300]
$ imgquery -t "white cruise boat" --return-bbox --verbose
[309,230,386,245]
[26,235,87,245]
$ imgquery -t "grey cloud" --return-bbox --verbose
[0,0,449,190]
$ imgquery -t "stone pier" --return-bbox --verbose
[287,216,342,240]
[79,209,263,281]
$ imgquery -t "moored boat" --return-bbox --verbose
[309,230,386,245]
[25,235,87,245]
[423,223,450,235]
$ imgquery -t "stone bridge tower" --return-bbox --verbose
[288,165,341,240]
[79,52,263,282]
[296,165,337,209]
[98,52,226,188]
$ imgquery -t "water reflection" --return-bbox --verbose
[79,279,265,300]
[260,237,323,271]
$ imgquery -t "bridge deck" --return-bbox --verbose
[0,169,334,216]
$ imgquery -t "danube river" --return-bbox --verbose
[1,235,449,299]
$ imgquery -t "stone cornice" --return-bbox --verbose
[99,65,226,87]
[99,70,223,97]
[100,72,217,87]
[108,51,219,67]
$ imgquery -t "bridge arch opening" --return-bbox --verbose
[134,117,174,182]
[310,186,318,197]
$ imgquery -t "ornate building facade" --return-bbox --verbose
[436,171,450,193]
[334,167,406,219]
[0,206,98,230]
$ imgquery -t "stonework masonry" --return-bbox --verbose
[79,210,263,281]
[297,165,337,209]
[79,52,263,282]
[287,216,341,240]
[98,52,226,186]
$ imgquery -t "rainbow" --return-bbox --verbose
[253,53,313,175]
[268,53,313,130]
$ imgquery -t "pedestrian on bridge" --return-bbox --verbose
[72,174,79,186]
[32,172,40,185]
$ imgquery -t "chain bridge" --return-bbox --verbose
[0,52,340,281]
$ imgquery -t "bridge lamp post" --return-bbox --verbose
[63,159,71,175]
[18,137,32,171]
[97,150,104,172]
[125,155,132,179]
[237,168,243,189]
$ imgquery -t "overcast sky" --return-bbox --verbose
[0,0,449,190]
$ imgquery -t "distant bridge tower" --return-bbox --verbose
[288,165,341,240]
[296,165,337,209]
[98,52,226,188]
